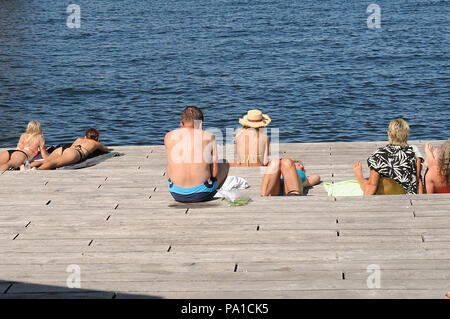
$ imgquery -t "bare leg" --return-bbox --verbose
[280,158,303,195]
[353,161,368,191]
[261,159,282,196]
[0,151,10,167]
[304,174,321,187]
[38,149,79,170]
[32,147,63,168]
[0,152,27,171]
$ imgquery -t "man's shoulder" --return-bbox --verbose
[165,129,179,140]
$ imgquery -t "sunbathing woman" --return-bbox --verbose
[423,140,450,194]
[0,120,49,171]
[33,128,109,170]
[353,118,423,195]
[261,158,321,196]
[230,110,270,167]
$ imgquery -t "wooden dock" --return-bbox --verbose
[0,140,449,299]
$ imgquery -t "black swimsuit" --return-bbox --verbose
[6,149,29,161]
[71,145,88,163]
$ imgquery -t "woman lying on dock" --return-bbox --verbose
[0,120,49,172]
[32,128,109,170]
[230,109,270,167]
[261,158,321,196]
[423,140,450,194]
[353,118,423,195]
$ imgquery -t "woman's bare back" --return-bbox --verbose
[235,128,269,166]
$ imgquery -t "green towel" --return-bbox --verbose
[323,180,364,197]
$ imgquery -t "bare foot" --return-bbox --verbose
[353,161,364,180]
[445,292,450,299]
[19,164,25,171]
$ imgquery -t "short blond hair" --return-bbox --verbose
[387,118,409,146]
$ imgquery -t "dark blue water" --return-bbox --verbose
[0,0,449,146]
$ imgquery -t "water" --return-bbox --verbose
[0,0,449,147]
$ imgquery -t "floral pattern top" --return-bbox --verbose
[367,144,418,194]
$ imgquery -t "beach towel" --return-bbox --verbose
[323,180,363,197]
[30,145,124,170]
[57,152,123,170]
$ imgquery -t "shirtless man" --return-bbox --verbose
[33,128,109,170]
[165,106,229,203]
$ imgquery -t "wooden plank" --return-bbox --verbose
[1,141,449,299]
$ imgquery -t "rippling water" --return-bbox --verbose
[0,0,449,147]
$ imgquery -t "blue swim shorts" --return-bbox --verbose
[168,177,218,203]
[279,169,307,196]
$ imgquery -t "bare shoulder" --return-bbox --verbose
[164,130,177,144]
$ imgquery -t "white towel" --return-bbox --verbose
[214,176,249,198]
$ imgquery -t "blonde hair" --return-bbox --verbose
[438,140,450,185]
[387,118,409,146]
[24,120,44,144]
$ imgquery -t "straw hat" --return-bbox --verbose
[239,109,271,128]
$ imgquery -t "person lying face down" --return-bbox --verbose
[32,128,110,170]
[261,158,321,196]
[353,118,423,195]
[165,106,229,203]
[424,140,450,194]
[0,120,49,172]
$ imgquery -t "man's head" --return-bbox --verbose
[86,128,99,141]
[181,106,203,128]
[387,118,409,146]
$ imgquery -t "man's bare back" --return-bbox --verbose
[164,106,229,203]
[165,127,217,187]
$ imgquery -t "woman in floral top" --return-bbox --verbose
[353,118,423,195]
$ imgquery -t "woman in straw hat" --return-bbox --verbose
[231,109,271,167]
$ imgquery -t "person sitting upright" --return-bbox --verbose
[231,109,271,167]
[165,106,229,203]
[34,128,109,170]
[0,120,49,171]
[423,140,450,194]
[353,118,422,195]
